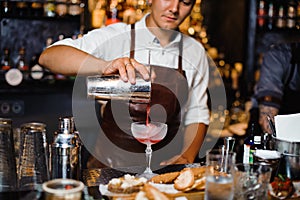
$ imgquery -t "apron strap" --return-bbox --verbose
[130,23,135,59]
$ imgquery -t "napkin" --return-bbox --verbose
[274,113,300,142]
[254,150,281,159]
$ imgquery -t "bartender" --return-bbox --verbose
[39,0,210,167]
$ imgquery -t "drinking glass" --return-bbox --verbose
[131,121,167,179]
[233,163,272,200]
[42,178,84,200]
[205,149,236,200]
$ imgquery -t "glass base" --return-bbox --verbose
[136,168,157,179]
[137,172,157,179]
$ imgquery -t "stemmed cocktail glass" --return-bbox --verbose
[131,121,167,179]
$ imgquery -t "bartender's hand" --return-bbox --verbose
[258,104,278,134]
[102,57,152,84]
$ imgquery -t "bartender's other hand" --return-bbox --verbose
[160,154,191,165]
[227,122,248,136]
[102,57,150,84]
[258,105,278,134]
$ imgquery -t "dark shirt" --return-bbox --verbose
[254,42,300,113]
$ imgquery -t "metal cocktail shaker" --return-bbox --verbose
[87,74,151,103]
[50,116,81,180]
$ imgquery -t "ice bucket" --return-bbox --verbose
[272,136,300,180]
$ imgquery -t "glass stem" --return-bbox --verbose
[144,144,152,174]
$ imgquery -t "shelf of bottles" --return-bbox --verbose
[0,0,86,91]
[1,0,85,19]
[89,0,207,42]
[255,0,300,52]
[256,0,300,31]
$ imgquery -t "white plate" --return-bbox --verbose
[99,182,180,197]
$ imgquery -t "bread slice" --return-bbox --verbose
[174,168,195,191]
[149,171,180,184]
[107,174,147,194]
[143,183,170,200]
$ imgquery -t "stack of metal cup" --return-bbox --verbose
[18,122,49,190]
[0,118,17,192]
[50,116,81,180]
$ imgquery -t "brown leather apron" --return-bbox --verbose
[100,24,189,153]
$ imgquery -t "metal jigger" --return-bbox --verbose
[224,136,236,153]
[50,116,81,180]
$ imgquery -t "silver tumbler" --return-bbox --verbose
[87,74,151,103]
[50,116,81,180]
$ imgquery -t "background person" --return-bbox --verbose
[254,42,300,134]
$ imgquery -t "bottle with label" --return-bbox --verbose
[242,107,262,164]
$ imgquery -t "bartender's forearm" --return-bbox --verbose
[181,123,207,163]
[39,45,108,76]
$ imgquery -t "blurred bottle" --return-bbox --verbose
[16,47,29,80]
[276,1,286,29]
[3,47,23,86]
[286,0,297,29]
[15,1,29,17]
[1,0,12,16]
[242,108,263,164]
[44,0,56,17]
[31,1,44,17]
[91,0,107,28]
[56,0,68,17]
[106,0,121,25]
[68,0,83,16]
[1,48,11,71]
[257,0,266,29]
[267,0,275,30]
[123,0,137,24]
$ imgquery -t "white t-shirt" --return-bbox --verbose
[52,14,210,126]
